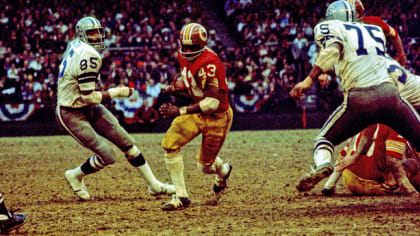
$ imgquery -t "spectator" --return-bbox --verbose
[134,99,159,132]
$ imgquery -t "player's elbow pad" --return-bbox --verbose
[199,97,220,113]
[314,46,340,72]
[81,91,103,104]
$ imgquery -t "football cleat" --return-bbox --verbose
[65,170,90,200]
[296,163,333,192]
[161,195,191,211]
[213,162,233,196]
[148,183,176,196]
[0,211,27,234]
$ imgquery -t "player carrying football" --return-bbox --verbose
[56,16,175,201]
[158,23,233,211]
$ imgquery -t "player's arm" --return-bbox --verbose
[290,22,343,100]
[159,85,220,118]
[384,132,418,195]
[362,16,406,65]
[78,50,132,104]
[159,68,220,118]
[80,87,133,104]
[183,85,220,114]
[388,28,406,66]
[290,42,342,100]
[335,126,377,172]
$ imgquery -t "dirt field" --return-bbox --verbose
[1,130,419,235]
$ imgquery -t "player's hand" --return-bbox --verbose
[334,153,358,172]
[159,103,180,118]
[108,86,134,98]
[318,73,331,89]
[289,77,313,100]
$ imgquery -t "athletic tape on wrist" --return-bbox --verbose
[180,106,187,115]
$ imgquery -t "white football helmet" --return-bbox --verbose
[75,16,105,51]
[326,0,356,22]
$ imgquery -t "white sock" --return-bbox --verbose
[165,152,188,198]
[314,149,332,167]
[214,157,229,178]
[136,162,162,190]
[72,166,86,181]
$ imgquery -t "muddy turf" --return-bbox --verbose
[1,130,419,235]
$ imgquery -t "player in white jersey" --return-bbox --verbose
[386,58,420,112]
[56,16,175,200]
[289,0,420,193]
[321,58,420,195]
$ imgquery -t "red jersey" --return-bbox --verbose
[361,16,397,37]
[341,124,407,181]
[178,47,230,113]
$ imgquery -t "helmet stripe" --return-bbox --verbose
[342,0,352,21]
[87,17,95,26]
[94,17,100,26]
[189,24,198,42]
[341,1,349,21]
[184,23,195,41]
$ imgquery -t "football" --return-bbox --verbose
[170,76,192,106]
[172,75,187,92]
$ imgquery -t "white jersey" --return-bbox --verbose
[385,58,420,109]
[57,38,102,108]
[314,20,394,92]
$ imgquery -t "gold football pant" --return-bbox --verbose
[162,106,233,166]
[342,169,396,195]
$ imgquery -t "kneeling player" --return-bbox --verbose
[323,124,419,196]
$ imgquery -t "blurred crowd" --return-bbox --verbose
[0,0,419,124]
[224,0,420,112]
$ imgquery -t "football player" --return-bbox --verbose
[158,23,233,210]
[321,58,420,195]
[322,124,419,196]
[289,0,420,193]
[56,16,175,200]
[322,59,420,195]
[320,0,420,195]
[348,0,407,65]
[0,193,26,234]
[318,0,406,89]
